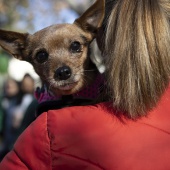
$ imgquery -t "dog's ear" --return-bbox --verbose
[0,29,29,60]
[74,0,105,36]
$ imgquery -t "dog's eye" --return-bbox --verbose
[70,41,81,53]
[35,51,48,63]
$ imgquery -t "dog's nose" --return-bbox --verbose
[54,66,72,80]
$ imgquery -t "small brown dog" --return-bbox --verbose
[0,0,105,99]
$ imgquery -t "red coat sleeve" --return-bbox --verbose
[0,112,52,170]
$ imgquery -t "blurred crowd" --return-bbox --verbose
[0,74,38,160]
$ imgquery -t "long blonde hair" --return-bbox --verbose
[102,0,170,118]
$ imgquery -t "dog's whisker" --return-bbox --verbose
[74,72,92,82]
[83,75,93,81]
[84,69,96,72]
[82,78,89,87]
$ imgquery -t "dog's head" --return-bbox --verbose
[0,0,105,96]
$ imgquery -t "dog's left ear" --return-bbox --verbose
[74,0,105,36]
[0,29,29,60]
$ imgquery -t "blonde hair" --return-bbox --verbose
[102,0,170,118]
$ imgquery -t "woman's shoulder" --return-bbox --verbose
[14,102,110,144]
[6,102,110,169]
[46,102,111,126]
[45,102,115,140]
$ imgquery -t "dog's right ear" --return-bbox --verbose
[0,29,29,60]
[74,0,105,36]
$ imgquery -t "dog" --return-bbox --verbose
[0,0,105,103]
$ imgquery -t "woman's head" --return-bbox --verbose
[98,0,170,118]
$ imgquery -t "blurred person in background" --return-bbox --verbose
[0,97,3,139]
[0,74,38,160]
[0,78,21,160]
[12,73,38,138]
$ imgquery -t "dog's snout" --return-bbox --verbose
[55,66,72,80]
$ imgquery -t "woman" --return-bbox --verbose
[1,0,170,169]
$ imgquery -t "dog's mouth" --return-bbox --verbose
[57,82,78,91]
[46,73,83,95]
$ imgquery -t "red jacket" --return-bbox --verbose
[1,87,170,169]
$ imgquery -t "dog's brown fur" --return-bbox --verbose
[0,0,105,96]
